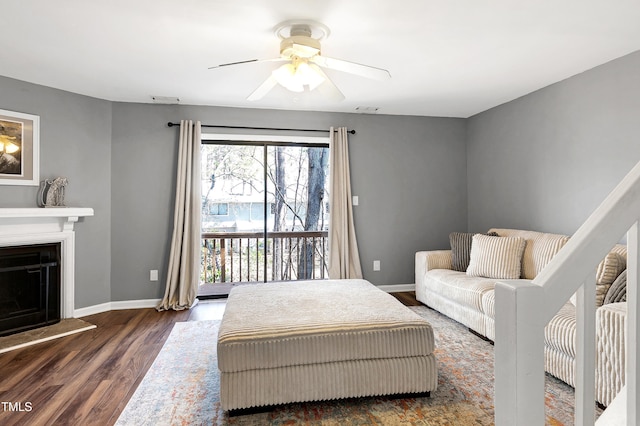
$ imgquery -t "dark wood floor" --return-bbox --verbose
[0,292,418,426]
[390,290,421,306]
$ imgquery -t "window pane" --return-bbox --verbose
[267,145,329,281]
[199,142,329,292]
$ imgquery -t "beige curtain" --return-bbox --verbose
[328,127,363,279]
[158,120,202,311]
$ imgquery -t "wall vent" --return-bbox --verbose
[355,106,379,114]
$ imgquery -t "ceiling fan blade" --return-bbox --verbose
[209,59,258,69]
[309,64,345,102]
[247,75,278,101]
[311,56,391,80]
[209,58,287,70]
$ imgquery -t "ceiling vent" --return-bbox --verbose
[151,96,180,104]
[355,106,380,114]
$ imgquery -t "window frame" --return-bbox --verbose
[200,133,330,285]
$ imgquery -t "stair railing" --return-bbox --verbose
[494,160,640,425]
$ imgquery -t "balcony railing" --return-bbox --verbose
[201,231,329,284]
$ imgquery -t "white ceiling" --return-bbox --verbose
[1,0,639,118]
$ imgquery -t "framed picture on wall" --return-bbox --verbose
[0,109,40,186]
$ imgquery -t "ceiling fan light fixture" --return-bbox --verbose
[216,19,388,102]
[296,62,325,90]
[272,63,304,92]
[272,59,325,93]
[280,37,320,59]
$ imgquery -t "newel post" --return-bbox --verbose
[495,279,546,425]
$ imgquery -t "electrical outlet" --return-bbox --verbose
[373,260,381,271]
[352,196,359,206]
[150,270,159,281]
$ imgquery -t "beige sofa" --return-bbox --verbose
[415,228,627,407]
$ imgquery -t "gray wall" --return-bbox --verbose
[110,104,467,301]
[467,51,640,237]
[0,74,466,308]
[0,76,112,309]
[6,48,636,308]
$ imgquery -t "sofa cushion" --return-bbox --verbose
[545,302,576,359]
[596,302,627,406]
[604,269,627,304]
[481,290,496,320]
[489,228,569,279]
[467,234,526,279]
[423,269,496,312]
[449,231,498,272]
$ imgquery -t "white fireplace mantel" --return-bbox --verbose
[0,207,93,225]
[0,207,94,318]
[0,207,94,218]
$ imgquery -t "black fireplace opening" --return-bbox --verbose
[0,243,61,337]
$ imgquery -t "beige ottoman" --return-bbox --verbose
[217,279,437,412]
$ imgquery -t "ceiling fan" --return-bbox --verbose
[209,20,391,102]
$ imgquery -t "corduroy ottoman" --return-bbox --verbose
[217,279,437,412]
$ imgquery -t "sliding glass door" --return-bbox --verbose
[199,138,329,296]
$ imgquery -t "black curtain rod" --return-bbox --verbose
[167,122,355,134]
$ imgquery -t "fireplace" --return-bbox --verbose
[0,207,94,324]
[0,243,61,336]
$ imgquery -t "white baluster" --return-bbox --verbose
[575,271,597,425]
[627,222,639,425]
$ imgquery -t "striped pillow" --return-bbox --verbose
[596,252,626,306]
[604,269,627,304]
[450,231,498,272]
[569,252,626,306]
[523,233,569,279]
[489,229,569,279]
[466,234,526,279]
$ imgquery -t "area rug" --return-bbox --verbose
[116,306,595,425]
[0,318,96,354]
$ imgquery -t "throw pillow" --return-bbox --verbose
[604,269,627,304]
[595,252,626,306]
[466,234,526,279]
[569,252,626,306]
[522,233,570,279]
[450,231,498,272]
[487,229,570,279]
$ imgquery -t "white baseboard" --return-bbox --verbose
[73,285,415,318]
[74,299,162,318]
[111,299,162,310]
[74,302,112,318]
[377,283,416,293]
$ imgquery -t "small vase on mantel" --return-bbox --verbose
[37,177,68,208]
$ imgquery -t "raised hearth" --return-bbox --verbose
[0,208,94,320]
